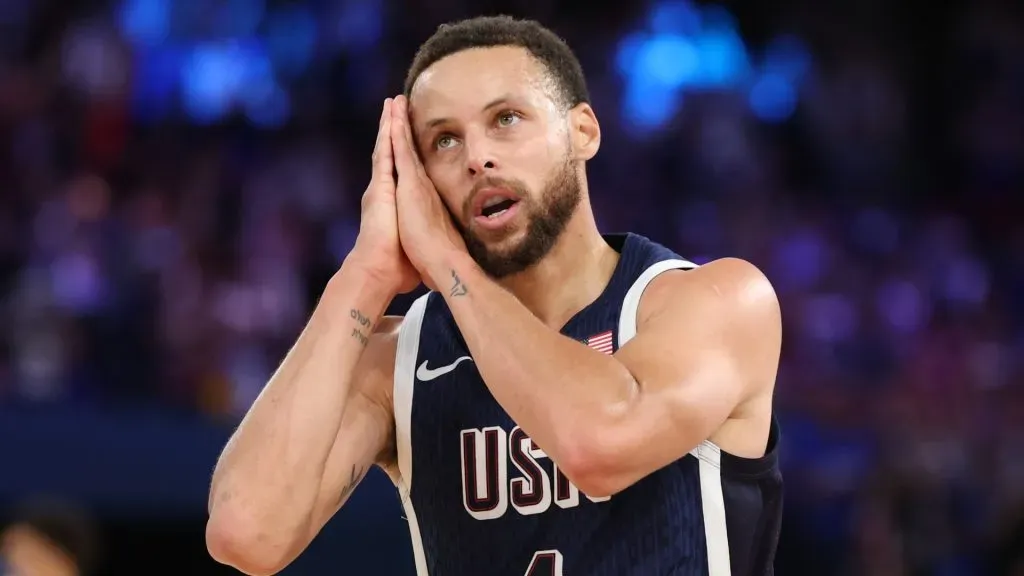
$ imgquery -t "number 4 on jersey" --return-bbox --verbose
[524,549,563,576]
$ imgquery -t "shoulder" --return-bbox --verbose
[639,257,781,409]
[638,257,780,329]
[635,258,782,398]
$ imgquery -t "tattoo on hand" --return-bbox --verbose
[336,464,368,507]
[449,269,467,297]
[350,308,373,346]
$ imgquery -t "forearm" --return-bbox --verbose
[430,254,637,469]
[208,260,392,538]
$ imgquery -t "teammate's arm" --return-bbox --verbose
[429,255,781,498]
[206,98,419,576]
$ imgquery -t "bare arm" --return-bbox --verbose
[426,255,781,497]
[306,316,401,530]
[205,262,400,576]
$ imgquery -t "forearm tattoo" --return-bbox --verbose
[350,308,373,346]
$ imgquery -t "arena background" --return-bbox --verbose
[1,0,1023,574]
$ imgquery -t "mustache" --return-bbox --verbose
[464,177,528,215]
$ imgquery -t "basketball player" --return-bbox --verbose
[206,16,783,576]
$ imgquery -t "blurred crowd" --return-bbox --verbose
[2,0,1024,574]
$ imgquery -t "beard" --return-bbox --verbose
[454,158,581,279]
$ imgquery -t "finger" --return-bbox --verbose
[400,99,427,179]
[390,96,427,179]
[389,97,416,176]
[371,99,394,180]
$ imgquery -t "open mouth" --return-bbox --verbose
[479,196,519,219]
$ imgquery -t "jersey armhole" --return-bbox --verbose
[616,258,697,347]
[394,292,430,493]
[392,292,431,576]
[715,415,781,478]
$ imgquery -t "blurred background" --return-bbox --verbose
[1,0,1023,574]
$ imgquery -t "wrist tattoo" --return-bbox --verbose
[350,308,373,346]
[449,269,468,297]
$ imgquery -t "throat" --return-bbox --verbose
[503,233,621,329]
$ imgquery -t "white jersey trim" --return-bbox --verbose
[617,257,733,576]
[616,258,696,346]
[694,441,731,576]
[394,293,431,576]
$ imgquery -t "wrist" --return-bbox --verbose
[322,259,397,314]
[337,252,402,296]
[427,250,479,296]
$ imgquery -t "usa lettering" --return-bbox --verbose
[460,426,610,521]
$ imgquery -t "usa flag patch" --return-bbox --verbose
[585,330,614,355]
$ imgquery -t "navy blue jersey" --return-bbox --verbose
[392,233,782,576]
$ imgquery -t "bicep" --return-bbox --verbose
[610,324,745,469]
[610,260,780,468]
[308,317,400,534]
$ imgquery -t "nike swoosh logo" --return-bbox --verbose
[416,356,473,381]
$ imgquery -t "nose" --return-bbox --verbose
[465,138,498,177]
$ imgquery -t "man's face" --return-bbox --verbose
[408,46,584,278]
[1,525,78,576]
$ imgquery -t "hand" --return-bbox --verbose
[390,95,468,284]
[346,98,421,295]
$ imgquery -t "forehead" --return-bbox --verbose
[410,46,556,120]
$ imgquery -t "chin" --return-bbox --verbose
[483,228,531,252]
[469,220,524,243]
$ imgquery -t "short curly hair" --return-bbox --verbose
[404,15,590,110]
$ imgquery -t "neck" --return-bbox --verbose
[497,199,619,329]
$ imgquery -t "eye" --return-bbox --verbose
[496,110,522,127]
[435,134,458,151]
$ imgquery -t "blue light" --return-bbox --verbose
[118,0,169,47]
[635,34,700,89]
[131,45,181,121]
[237,47,290,128]
[748,73,797,123]
[647,0,701,35]
[215,0,265,37]
[691,30,750,87]
[618,1,813,132]
[622,78,681,131]
[240,43,274,88]
[181,42,247,123]
[615,32,647,78]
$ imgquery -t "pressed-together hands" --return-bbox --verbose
[347,95,468,295]
[347,97,421,295]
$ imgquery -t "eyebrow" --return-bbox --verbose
[422,95,516,130]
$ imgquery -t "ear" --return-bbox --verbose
[569,103,601,162]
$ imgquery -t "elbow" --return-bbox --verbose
[206,509,296,576]
[554,436,631,499]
